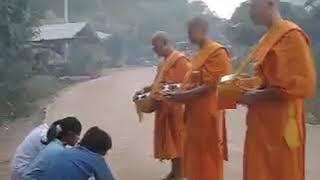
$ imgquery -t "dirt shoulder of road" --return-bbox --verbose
[0,67,137,179]
[1,67,318,180]
[0,98,50,179]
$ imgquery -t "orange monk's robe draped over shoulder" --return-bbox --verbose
[183,41,232,180]
[244,21,316,180]
[153,51,191,160]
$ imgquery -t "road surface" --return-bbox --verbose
[44,68,320,180]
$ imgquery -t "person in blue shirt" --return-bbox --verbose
[44,126,115,180]
[22,117,82,180]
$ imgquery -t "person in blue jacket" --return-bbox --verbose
[43,126,115,180]
[23,117,82,180]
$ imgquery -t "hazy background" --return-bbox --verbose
[0,0,319,125]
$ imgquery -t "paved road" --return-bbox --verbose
[45,68,320,180]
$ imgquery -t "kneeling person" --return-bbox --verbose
[43,127,114,180]
[22,117,82,180]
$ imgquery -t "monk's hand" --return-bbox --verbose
[238,90,260,106]
[163,90,189,102]
[143,85,152,92]
[239,88,286,106]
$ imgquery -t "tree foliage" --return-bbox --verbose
[28,0,225,64]
[226,1,320,49]
[2,0,318,122]
[225,1,320,122]
[0,0,39,119]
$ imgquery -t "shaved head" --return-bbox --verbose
[249,0,281,26]
[152,31,170,44]
[151,31,172,57]
[188,17,209,33]
[187,17,209,45]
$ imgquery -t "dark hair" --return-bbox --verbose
[79,127,112,156]
[44,117,82,145]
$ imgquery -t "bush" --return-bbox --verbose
[0,75,68,122]
[23,75,67,100]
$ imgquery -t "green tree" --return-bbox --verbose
[225,1,320,123]
[225,2,264,47]
[0,0,39,119]
[305,0,320,17]
[28,0,227,65]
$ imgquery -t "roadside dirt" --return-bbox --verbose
[0,68,319,180]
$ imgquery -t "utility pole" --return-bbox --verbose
[64,0,69,62]
[64,0,69,23]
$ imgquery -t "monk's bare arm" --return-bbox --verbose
[264,31,315,99]
[163,84,211,102]
[240,88,287,104]
[240,30,316,105]
[203,48,232,82]
[179,84,211,98]
[274,30,316,98]
[165,49,230,102]
[171,50,228,99]
[183,48,231,97]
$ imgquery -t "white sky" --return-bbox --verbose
[202,0,247,19]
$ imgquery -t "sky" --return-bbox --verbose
[202,0,305,19]
[202,0,247,19]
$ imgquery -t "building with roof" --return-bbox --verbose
[32,22,99,43]
[31,22,111,67]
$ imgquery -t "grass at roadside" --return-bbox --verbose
[0,75,71,125]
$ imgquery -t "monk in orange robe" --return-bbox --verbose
[149,31,191,179]
[237,0,317,180]
[165,17,232,180]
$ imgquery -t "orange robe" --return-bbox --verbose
[152,50,191,160]
[183,41,232,180]
[243,20,316,180]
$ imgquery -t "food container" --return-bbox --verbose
[161,83,181,93]
[133,91,157,114]
[218,80,243,109]
[218,74,263,109]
